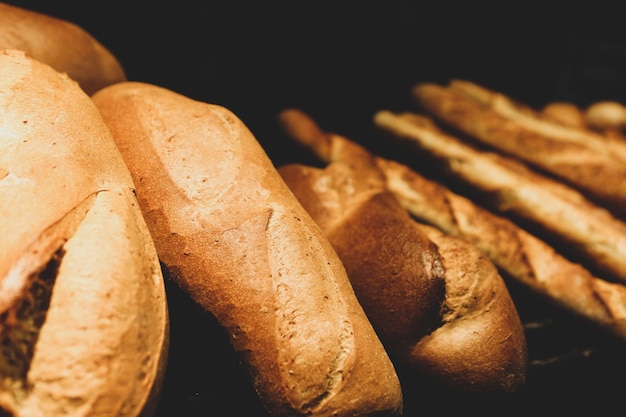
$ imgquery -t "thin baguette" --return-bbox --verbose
[373,110,626,285]
[412,80,626,214]
[377,157,626,341]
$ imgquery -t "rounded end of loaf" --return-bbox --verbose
[585,100,626,131]
[409,225,528,394]
[0,2,127,96]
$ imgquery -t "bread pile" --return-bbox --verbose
[372,80,626,342]
[2,2,626,416]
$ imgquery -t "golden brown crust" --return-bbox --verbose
[279,164,447,358]
[541,101,588,130]
[378,157,626,341]
[412,80,626,214]
[584,101,626,132]
[278,109,528,393]
[410,223,527,392]
[92,82,403,417]
[0,3,126,95]
[373,109,626,284]
[0,49,167,417]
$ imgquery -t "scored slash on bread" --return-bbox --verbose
[373,110,626,285]
[277,108,528,393]
[377,157,626,341]
[412,80,626,217]
[0,50,168,417]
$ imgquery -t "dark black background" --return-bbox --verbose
[6,2,626,416]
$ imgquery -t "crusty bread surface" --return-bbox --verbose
[373,110,626,284]
[0,49,168,417]
[0,2,126,95]
[378,157,626,341]
[278,109,528,393]
[412,80,626,215]
[91,82,403,417]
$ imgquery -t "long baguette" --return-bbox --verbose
[377,157,626,341]
[449,79,626,164]
[91,82,403,417]
[278,109,528,393]
[412,80,626,215]
[0,49,168,417]
[0,2,126,95]
[373,110,626,284]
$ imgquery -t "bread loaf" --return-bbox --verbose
[378,157,626,341]
[277,109,528,393]
[412,80,626,215]
[373,110,626,284]
[584,101,626,133]
[91,81,403,417]
[0,49,168,417]
[0,2,126,95]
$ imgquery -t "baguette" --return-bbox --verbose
[0,2,126,95]
[278,109,528,393]
[412,80,626,214]
[91,82,403,417]
[373,110,626,284]
[377,157,626,341]
[0,50,168,417]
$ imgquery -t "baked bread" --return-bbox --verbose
[373,110,626,285]
[0,2,126,95]
[584,101,626,133]
[0,49,168,417]
[412,80,626,215]
[378,157,626,341]
[91,82,403,417]
[278,108,528,393]
[540,101,588,130]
